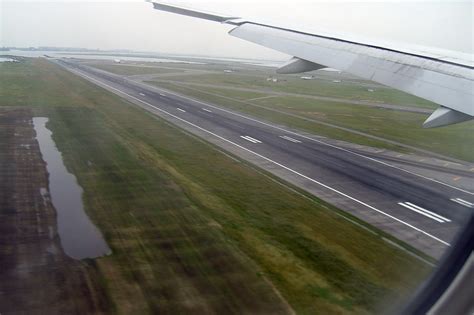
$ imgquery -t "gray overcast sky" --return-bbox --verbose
[1,0,472,59]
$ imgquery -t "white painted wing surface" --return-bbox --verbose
[149,1,474,128]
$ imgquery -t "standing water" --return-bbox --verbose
[33,117,111,259]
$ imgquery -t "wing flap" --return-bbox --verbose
[276,57,326,74]
[423,107,473,128]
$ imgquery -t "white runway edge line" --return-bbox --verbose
[398,202,451,223]
[73,69,451,247]
[451,198,474,208]
[177,108,186,113]
[136,80,473,196]
[280,135,302,143]
[241,136,262,144]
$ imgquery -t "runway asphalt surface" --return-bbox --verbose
[55,59,474,260]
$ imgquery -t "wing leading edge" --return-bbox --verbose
[149,1,473,128]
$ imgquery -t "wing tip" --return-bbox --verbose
[149,1,240,23]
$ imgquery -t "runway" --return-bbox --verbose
[55,59,474,260]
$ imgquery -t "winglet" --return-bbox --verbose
[423,107,473,128]
[148,1,240,23]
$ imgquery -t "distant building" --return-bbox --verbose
[114,59,122,64]
[267,77,279,83]
[332,80,341,83]
[0,57,19,63]
[224,69,234,73]
[300,76,314,80]
[367,89,375,92]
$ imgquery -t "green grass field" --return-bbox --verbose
[155,72,438,109]
[253,97,474,162]
[0,59,432,314]
[147,82,411,152]
[149,81,474,162]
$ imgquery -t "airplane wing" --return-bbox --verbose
[149,1,474,128]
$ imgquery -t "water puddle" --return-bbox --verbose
[33,117,111,260]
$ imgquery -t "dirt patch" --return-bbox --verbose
[0,109,110,314]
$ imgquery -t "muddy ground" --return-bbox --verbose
[0,109,108,314]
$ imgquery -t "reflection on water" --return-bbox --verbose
[33,117,111,260]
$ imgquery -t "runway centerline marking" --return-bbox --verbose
[71,67,451,247]
[280,135,302,143]
[134,80,473,196]
[201,108,213,113]
[177,108,186,113]
[451,198,474,208]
